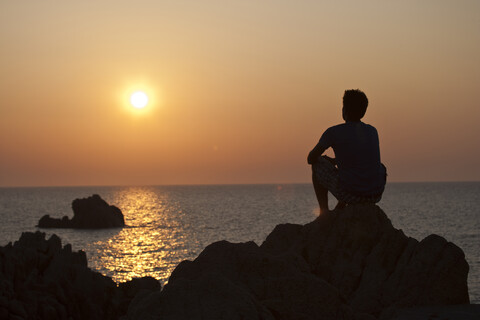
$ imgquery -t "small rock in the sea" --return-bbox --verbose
[37,194,125,229]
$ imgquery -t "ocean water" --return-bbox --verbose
[0,182,478,303]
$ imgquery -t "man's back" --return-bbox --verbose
[318,121,385,196]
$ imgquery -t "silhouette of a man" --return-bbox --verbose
[308,89,386,214]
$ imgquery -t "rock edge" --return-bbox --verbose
[38,194,125,229]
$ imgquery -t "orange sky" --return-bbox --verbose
[1,1,479,187]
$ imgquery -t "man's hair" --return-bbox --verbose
[343,89,368,120]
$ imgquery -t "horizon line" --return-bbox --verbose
[1,180,479,189]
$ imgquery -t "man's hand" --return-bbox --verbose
[307,152,317,165]
[308,142,327,165]
[322,155,337,166]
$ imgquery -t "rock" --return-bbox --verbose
[38,194,125,229]
[118,277,162,316]
[119,276,162,299]
[0,307,7,320]
[125,241,360,320]
[261,204,470,317]
[3,205,472,320]
[125,204,470,320]
[385,304,480,320]
[8,300,27,319]
[126,241,356,320]
[0,231,160,320]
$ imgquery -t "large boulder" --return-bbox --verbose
[125,240,369,320]
[38,194,125,229]
[124,204,470,320]
[0,231,161,320]
[261,204,470,318]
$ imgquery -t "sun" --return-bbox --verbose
[130,91,149,109]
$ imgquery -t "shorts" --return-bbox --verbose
[312,157,383,204]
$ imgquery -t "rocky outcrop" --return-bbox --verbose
[124,204,470,320]
[261,205,470,318]
[38,194,125,229]
[0,231,161,320]
[3,205,471,319]
[125,241,372,320]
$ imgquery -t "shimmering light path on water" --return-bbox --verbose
[90,188,191,281]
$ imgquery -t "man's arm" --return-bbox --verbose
[307,143,327,164]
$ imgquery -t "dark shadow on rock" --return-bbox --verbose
[38,194,125,229]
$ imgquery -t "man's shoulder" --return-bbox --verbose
[325,123,347,132]
[322,122,378,137]
[326,122,370,132]
[362,122,379,133]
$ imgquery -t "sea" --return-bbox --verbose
[0,182,478,303]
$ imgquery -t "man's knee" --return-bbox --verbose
[311,160,338,193]
[311,156,333,174]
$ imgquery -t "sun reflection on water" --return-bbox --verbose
[81,184,321,285]
[86,187,189,283]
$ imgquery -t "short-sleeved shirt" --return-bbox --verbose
[317,121,386,196]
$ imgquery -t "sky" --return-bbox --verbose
[1,0,479,187]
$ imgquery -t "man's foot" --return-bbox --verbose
[319,208,332,216]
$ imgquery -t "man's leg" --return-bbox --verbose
[312,173,329,214]
[334,201,346,210]
[312,157,341,215]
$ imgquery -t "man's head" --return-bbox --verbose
[342,89,368,121]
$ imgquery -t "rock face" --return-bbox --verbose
[124,204,470,320]
[261,205,470,318]
[0,231,161,320]
[38,194,125,229]
[3,205,471,319]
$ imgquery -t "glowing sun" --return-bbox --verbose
[130,91,149,109]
